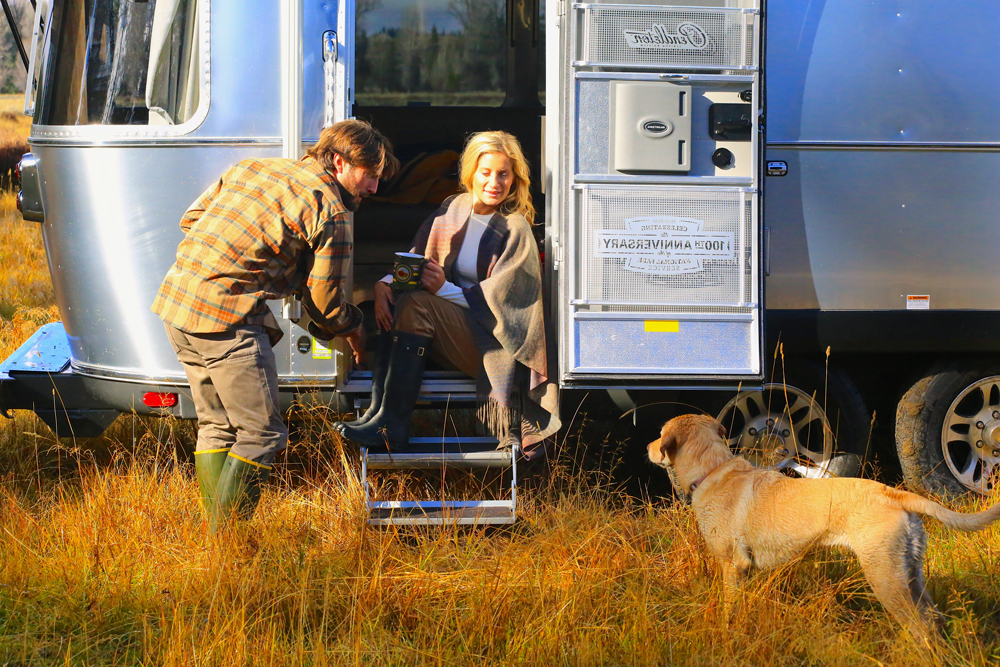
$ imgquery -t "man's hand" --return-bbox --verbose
[421,259,445,294]
[374,280,395,331]
[343,325,366,365]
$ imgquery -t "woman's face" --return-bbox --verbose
[471,152,514,214]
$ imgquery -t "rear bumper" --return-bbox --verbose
[0,323,352,437]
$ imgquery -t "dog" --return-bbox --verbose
[647,413,1000,640]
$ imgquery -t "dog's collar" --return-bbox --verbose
[687,461,727,495]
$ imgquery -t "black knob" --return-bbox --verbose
[739,89,753,102]
[712,148,734,168]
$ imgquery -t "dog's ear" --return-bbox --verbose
[716,421,727,439]
[661,432,678,464]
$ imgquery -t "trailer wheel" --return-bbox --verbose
[716,364,869,478]
[895,362,1000,498]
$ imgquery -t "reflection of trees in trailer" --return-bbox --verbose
[37,0,199,126]
[355,0,506,103]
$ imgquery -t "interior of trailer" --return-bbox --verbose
[350,0,545,351]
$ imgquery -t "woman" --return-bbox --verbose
[336,131,560,458]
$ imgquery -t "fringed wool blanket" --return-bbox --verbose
[408,193,560,457]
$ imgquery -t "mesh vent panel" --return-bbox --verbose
[580,186,752,306]
[579,6,757,70]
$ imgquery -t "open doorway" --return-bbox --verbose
[351,0,545,319]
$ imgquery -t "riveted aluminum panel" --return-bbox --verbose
[767,0,1000,144]
[765,148,1000,311]
[33,144,283,379]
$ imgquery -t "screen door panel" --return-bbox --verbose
[557,1,764,385]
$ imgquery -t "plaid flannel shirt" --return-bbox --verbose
[152,156,362,341]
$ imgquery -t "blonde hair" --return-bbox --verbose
[458,131,534,225]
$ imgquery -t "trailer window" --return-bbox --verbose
[356,0,507,106]
[35,0,202,126]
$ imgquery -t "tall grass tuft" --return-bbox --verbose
[0,100,998,665]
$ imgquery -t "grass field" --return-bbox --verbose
[0,99,997,666]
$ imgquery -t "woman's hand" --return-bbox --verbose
[421,259,445,294]
[374,281,395,331]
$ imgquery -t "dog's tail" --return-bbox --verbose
[894,489,1000,532]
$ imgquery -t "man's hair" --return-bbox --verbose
[307,119,399,180]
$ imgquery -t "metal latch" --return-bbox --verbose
[323,30,337,63]
[766,161,788,177]
[709,104,752,141]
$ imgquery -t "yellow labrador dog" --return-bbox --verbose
[647,413,1000,639]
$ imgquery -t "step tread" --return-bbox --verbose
[364,443,513,469]
[341,369,477,396]
[368,501,515,525]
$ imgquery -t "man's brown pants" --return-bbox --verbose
[164,323,287,466]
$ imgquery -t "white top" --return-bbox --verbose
[380,212,493,309]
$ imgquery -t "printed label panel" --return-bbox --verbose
[624,23,708,50]
[594,217,736,275]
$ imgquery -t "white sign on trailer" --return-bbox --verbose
[594,217,735,275]
[623,23,709,50]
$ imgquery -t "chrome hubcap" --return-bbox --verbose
[941,377,1000,495]
[718,383,836,478]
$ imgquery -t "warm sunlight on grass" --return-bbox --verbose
[0,101,996,666]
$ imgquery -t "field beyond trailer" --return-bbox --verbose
[0,100,998,665]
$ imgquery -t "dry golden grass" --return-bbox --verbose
[0,115,997,666]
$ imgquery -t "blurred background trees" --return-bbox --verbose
[0,0,31,94]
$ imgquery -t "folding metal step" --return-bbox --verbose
[342,369,478,407]
[362,437,517,527]
[368,501,515,526]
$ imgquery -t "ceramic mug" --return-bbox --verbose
[393,252,428,292]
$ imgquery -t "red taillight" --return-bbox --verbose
[142,392,178,408]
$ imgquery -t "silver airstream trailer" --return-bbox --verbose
[2,0,999,505]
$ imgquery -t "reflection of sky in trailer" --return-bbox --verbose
[360,0,463,33]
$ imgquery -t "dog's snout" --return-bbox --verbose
[647,439,664,464]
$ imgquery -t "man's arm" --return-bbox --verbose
[302,215,363,336]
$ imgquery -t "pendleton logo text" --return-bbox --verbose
[623,22,708,50]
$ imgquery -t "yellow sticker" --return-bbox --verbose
[312,338,333,360]
[645,320,679,333]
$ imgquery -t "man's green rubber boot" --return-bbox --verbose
[194,448,231,519]
[210,454,272,532]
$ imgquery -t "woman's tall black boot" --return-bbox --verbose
[337,331,430,450]
[336,331,390,429]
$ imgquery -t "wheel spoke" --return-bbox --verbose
[781,459,827,478]
[944,415,977,437]
[988,382,1000,409]
[951,449,983,486]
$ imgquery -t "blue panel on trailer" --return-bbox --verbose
[0,322,70,377]
[574,319,753,373]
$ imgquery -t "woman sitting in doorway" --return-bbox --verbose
[335,131,560,459]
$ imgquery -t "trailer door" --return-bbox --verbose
[552,0,764,388]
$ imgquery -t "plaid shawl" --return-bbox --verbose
[410,193,560,455]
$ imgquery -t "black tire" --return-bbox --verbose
[895,360,1000,498]
[716,362,870,478]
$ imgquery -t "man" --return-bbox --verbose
[152,119,398,530]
